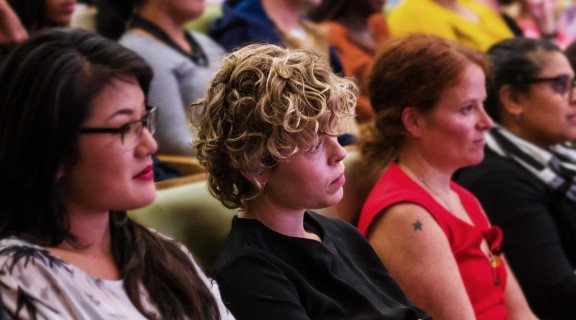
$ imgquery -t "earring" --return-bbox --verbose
[514,114,522,122]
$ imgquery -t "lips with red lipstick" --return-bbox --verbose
[134,165,154,181]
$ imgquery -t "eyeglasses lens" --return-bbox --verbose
[122,109,156,148]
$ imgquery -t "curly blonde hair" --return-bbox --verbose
[190,43,357,210]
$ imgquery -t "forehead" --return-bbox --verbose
[434,63,486,106]
[534,51,574,77]
[87,77,145,122]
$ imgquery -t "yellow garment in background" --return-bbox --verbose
[388,0,513,52]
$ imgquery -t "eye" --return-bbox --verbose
[552,76,570,93]
[459,104,474,115]
[311,138,324,152]
[118,122,132,134]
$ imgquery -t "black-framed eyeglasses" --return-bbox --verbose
[521,75,576,101]
[79,105,157,149]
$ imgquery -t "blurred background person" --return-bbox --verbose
[501,0,567,47]
[210,0,343,73]
[387,0,514,52]
[0,0,28,65]
[2,0,76,64]
[7,0,76,33]
[97,0,225,156]
[357,33,536,320]
[456,37,576,319]
[309,0,389,122]
[210,0,362,145]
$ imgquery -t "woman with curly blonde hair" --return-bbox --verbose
[191,43,429,319]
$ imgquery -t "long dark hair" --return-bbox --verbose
[0,28,220,320]
[96,0,143,40]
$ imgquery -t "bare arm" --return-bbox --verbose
[368,203,475,320]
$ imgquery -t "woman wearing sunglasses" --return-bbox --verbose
[0,29,232,319]
[456,37,576,319]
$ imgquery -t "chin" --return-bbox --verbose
[462,156,484,168]
[318,192,344,210]
[124,188,157,211]
[139,189,157,207]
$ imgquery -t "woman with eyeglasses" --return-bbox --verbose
[0,28,233,319]
[455,37,576,319]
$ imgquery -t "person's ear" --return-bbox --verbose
[401,106,424,138]
[499,84,524,119]
[241,170,268,188]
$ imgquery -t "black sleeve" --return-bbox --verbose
[460,167,576,319]
[215,252,311,320]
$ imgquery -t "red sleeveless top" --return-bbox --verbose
[358,163,507,320]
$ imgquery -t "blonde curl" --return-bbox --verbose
[189,43,357,210]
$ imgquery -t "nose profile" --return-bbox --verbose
[478,107,494,130]
[569,84,576,106]
[138,128,158,155]
[329,136,347,165]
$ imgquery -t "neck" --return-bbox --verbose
[262,0,305,32]
[137,5,187,48]
[59,207,113,257]
[241,199,319,241]
[397,147,454,194]
[501,119,550,149]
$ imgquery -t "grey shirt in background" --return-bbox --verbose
[120,31,225,155]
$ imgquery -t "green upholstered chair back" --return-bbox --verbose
[129,150,373,272]
[184,4,223,35]
[128,179,237,271]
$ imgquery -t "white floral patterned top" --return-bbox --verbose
[0,237,234,319]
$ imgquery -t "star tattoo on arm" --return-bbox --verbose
[413,219,423,231]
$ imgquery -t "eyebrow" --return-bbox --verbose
[106,103,146,120]
[540,74,571,79]
[107,109,134,121]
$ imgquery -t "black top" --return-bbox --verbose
[212,211,429,320]
[455,148,576,319]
